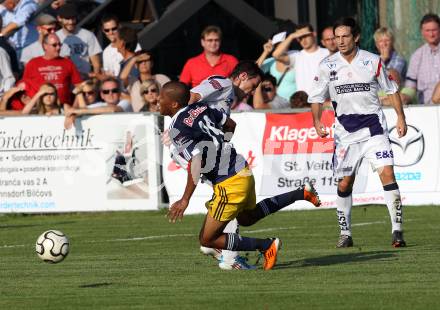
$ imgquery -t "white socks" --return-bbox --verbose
[221,219,239,263]
[336,191,353,236]
[383,183,403,232]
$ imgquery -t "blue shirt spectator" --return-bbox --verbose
[0,0,39,52]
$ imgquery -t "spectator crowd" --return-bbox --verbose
[0,1,439,121]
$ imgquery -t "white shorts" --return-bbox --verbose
[333,135,394,178]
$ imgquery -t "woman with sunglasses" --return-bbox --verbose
[73,79,99,107]
[22,83,61,115]
[120,50,170,112]
[138,79,160,112]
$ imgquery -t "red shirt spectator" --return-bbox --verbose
[22,33,82,105]
[179,25,238,88]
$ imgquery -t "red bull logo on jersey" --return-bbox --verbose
[183,106,207,127]
[262,112,335,154]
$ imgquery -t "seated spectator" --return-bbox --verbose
[72,79,99,107]
[0,81,30,115]
[22,33,82,108]
[253,73,289,109]
[403,13,440,104]
[180,25,238,88]
[64,76,133,128]
[0,0,39,55]
[138,79,160,112]
[64,76,132,128]
[290,90,309,108]
[0,15,19,77]
[22,83,61,115]
[20,14,58,65]
[374,27,407,79]
[56,3,102,79]
[121,50,170,112]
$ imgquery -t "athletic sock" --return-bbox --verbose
[383,183,403,232]
[255,188,304,219]
[225,233,273,252]
[221,219,239,263]
[336,189,352,236]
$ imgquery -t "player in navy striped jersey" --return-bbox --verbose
[163,61,266,269]
[189,61,262,269]
[309,17,407,248]
[160,81,321,270]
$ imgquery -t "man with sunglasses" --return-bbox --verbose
[273,23,329,96]
[253,73,289,109]
[101,14,141,77]
[22,33,82,107]
[20,14,60,65]
[64,77,133,129]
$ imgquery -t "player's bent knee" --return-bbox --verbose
[199,235,214,248]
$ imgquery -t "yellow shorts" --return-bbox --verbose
[205,167,256,222]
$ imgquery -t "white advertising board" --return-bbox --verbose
[0,114,161,213]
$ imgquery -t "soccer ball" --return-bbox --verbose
[35,230,70,263]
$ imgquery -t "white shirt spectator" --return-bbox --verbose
[57,28,102,76]
[102,43,141,76]
[289,47,329,95]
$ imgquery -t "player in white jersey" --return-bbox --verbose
[308,17,408,248]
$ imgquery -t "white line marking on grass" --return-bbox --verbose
[0,244,25,249]
[107,233,196,242]
[352,221,385,227]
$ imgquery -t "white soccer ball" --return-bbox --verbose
[35,230,70,263]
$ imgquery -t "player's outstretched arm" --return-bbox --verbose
[167,156,201,223]
[311,102,328,137]
[387,92,407,138]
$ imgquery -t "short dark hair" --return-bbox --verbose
[201,25,222,39]
[101,13,119,26]
[262,73,276,87]
[296,23,314,33]
[420,13,440,28]
[100,76,121,90]
[229,61,264,80]
[118,27,138,52]
[290,91,309,108]
[162,81,190,108]
[333,17,360,38]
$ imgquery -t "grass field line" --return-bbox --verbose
[0,219,414,250]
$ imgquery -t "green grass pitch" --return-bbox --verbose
[1,205,439,310]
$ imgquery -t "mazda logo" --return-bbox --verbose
[389,124,424,167]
